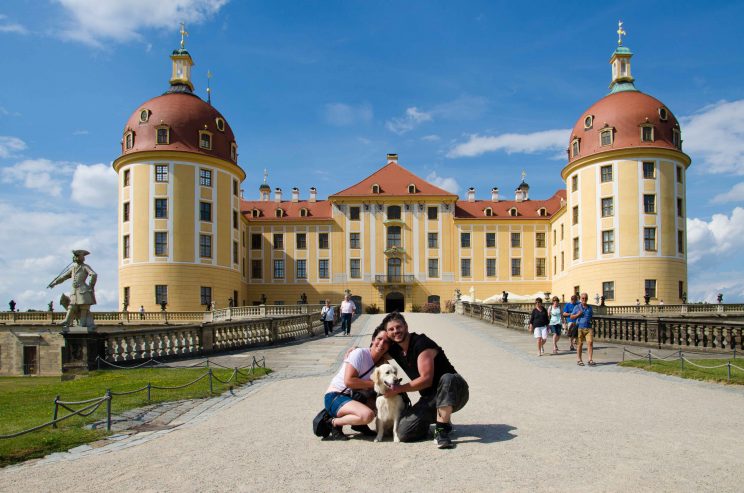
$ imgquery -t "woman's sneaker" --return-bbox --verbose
[326,426,349,441]
[433,427,453,449]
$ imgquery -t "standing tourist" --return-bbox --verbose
[340,294,356,336]
[562,294,578,351]
[571,293,595,366]
[139,305,145,319]
[548,296,562,354]
[529,298,550,356]
[320,299,335,336]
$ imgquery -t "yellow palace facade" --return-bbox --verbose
[113,33,689,312]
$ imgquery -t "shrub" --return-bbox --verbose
[422,302,441,313]
[411,305,422,312]
[365,304,380,314]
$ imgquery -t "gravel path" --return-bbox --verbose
[2,313,743,492]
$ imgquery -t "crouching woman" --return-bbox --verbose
[323,327,390,440]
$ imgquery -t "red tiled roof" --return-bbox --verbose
[330,161,458,198]
[455,190,566,219]
[240,199,332,221]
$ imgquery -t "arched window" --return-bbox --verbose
[124,131,134,150]
[371,183,380,194]
[300,208,309,217]
[427,295,440,304]
[408,184,416,194]
[251,209,260,218]
[538,208,547,217]
[600,128,614,147]
[387,226,401,248]
[509,208,518,217]
[387,205,401,220]
[484,207,493,217]
[275,208,284,218]
[571,138,580,157]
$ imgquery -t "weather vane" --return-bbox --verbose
[263,168,268,183]
[206,70,212,104]
[617,20,626,46]
[179,22,188,49]
[521,170,526,182]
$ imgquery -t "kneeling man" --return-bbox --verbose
[382,312,469,449]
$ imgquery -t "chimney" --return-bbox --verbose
[291,187,299,202]
[515,189,524,203]
[309,187,317,203]
[240,188,244,199]
[467,187,476,202]
[387,153,398,163]
[274,187,282,203]
[491,187,499,202]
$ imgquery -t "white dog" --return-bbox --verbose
[371,363,405,442]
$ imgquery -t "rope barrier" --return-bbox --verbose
[211,369,237,384]
[150,372,210,390]
[109,385,150,397]
[0,398,107,439]
[623,347,742,382]
[681,357,730,369]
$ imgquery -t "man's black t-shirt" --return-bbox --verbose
[388,333,456,398]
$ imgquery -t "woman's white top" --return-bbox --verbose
[327,347,374,393]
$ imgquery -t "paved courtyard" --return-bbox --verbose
[2,314,743,492]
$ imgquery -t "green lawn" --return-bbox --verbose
[0,366,270,467]
[620,358,744,385]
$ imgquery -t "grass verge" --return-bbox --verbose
[0,366,270,467]
[619,358,744,385]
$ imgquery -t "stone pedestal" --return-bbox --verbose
[61,328,106,373]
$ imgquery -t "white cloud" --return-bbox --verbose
[447,129,570,158]
[323,103,373,126]
[56,0,229,47]
[426,171,460,194]
[71,163,118,208]
[682,99,744,174]
[385,107,433,134]
[711,182,744,204]
[686,207,744,264]
[421,134,440,142]
[1,158,74,197]
[0,136,26,158]
[0,14,28,34]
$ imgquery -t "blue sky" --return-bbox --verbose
[1,0,743,310]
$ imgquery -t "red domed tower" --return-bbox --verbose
[112,27,247,311]
[554,23,691,304]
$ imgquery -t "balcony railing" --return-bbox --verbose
[374,275,415,284]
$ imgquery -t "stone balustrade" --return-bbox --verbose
[458,301,743,353]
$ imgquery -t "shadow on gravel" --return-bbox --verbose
[454,424,517,444]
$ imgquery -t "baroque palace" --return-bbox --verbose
[113,29,689,313]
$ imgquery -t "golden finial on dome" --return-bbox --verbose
[179,22,188,49]
[617,20,626,46]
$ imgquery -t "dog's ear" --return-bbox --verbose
[371,367,380,382]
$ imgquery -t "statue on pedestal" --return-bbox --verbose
[47,250,97,329]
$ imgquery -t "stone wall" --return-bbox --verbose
[0,328,65,376]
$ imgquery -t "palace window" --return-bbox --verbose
[511,232,521,248]
[428,258,439,278]
[600,129,613,146]
[275,208,284,218]
[123,202,130,222]
[602,230,615,254]
[199,131,212,150]
[273,233,284,250]
[641,125,654,142]
[200,169,212,187]
[319,233,329,249]
[124,131,134,150]
[658,108,668,121]
[296,259,307,279]
[572,206,579,225]
[155,198,168,219]
[573,238,580,260]
[156,126,170,145]
[155,164,168,182]
[427,206,438,220]
[509,208,518,217]
[123,235,130,259]
[231,143,238,162]
[601,197,614,217]
[602,281,615,301]
[350,206,360,220]
[349,232,360,249]
[408,184,416,194]
[536,258,546,277]
[571,138,580,158]
[199,234,212,258]
[233,210,238,229]
[484,207,493,217]
[251,234,262,250]
[319,259,329,279]
[123,169,130,187]
[460,232,471,248]
[139,109,149,123]
[300,208,309,217]
[643,194,656,214]
[511,258,521,277]
[643,162,655,179]
[584,115,593,129]
[677,198,684,217]
[600,165,613,182]
[486,258,497,277]
[678,230,685,254]
[200,287,212,306]
[371,184,380,194]
[672,128,682,149]
[251,260,262,279]
[537,208,547,217]
[561,224,564,240]
[644,227,656,251]
[215,117,225,132]
[536,232,545,248]
[571,175,578,192]
[676,165,683,184]
[233,241,238,264]
[155,285,167,305]
[428,232,438,248]
[644,279,657,299]
[273,259,284,279]
[154,232,168,256]
[297,233,307,250]
[350,259,361,279]
[251,208,260,218]
[387,258,402,277]
[486,232,496,248]
[461,259,471,277]
[199,202,212,222]
[387,205,401,220]
[387,226,402,248]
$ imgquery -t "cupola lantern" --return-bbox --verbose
[170,23,195,91]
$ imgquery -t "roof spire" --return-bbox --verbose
[263,168,268,183]
[616,20,626,46]
[608,21,637,94]
[179,22,188,49]
[206,69,212,104]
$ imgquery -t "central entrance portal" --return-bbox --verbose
[385,292,405,313]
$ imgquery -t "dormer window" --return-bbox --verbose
[275,208,284,218]
[251,208,260,218]
[600,128,614,147]
[571,138,580,158]
[156,125,170,145]
[199,130,213,150]
[509,208,518,217]
[124,131,134,150]
[538,208,547,217]
[300,208,309,217]
[583,115,593,129]
[139,109,150,123]
[640,124,654,142]
[408,184,417,194]
[672,128,682,149]
[230,142,237,162]
[215,117,225,132]
[372,183,380,194]
[484,207,493,217]
[658,108,668,121]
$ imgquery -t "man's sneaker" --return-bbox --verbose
[434,427,454,449]
[325,426,349,441]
